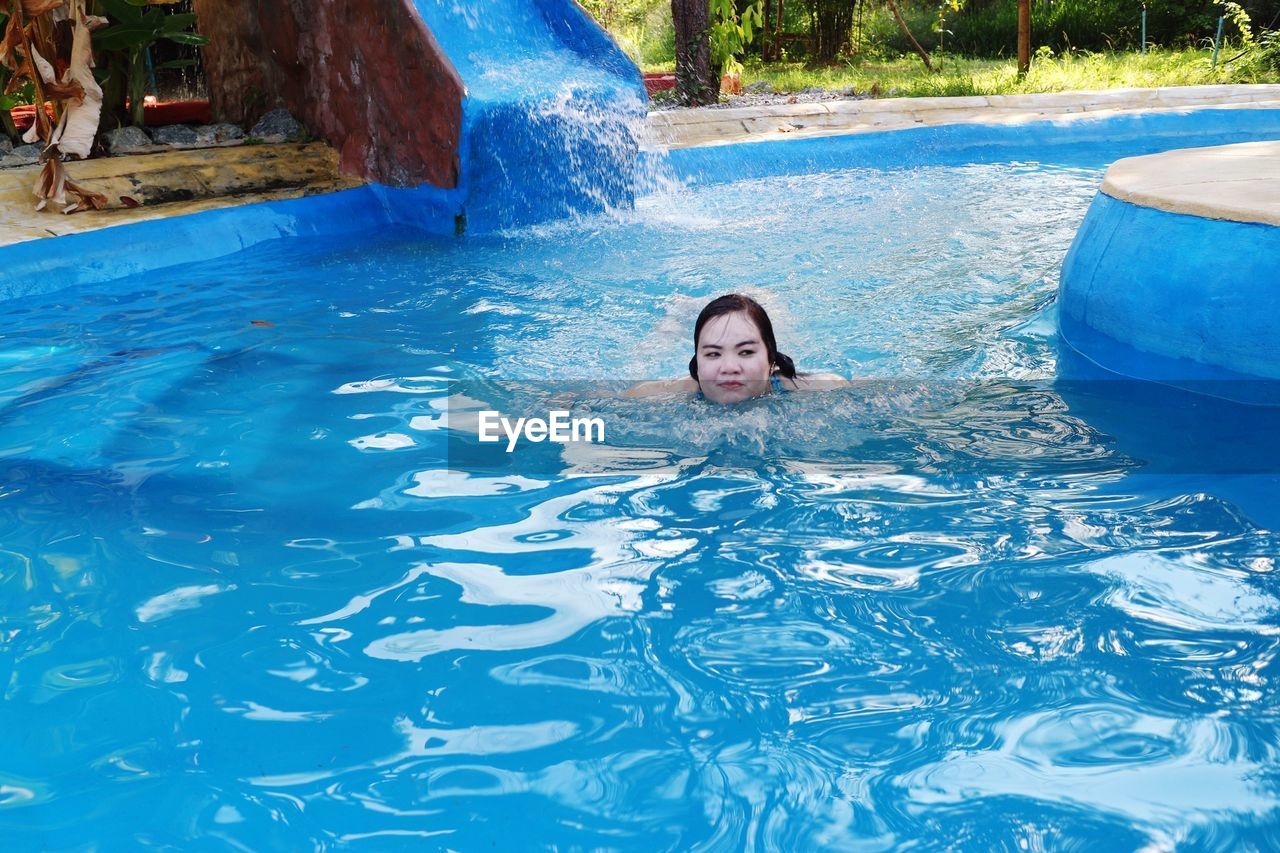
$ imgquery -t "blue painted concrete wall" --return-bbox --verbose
[7,108,1280,308]
[658,108,1280,186]
[405,0,647,232]
[1059,191,1280,402]
[0,187,394,303]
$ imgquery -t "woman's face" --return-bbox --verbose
[695,310,775,405]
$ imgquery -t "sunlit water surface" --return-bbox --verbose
[2,158,1279,849]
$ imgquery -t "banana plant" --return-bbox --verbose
[0,10,28,142]
[91,0,207,128]
[0,10,8,141]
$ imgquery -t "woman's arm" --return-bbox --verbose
[783,372,851,391]
[623,378,699,398]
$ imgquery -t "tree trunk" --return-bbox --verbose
[775,0,783,57]
[191,0,270,126]
[885,0,933,72]
[807,0,854,62]
[672,0,718,106]
[1017,0,1030,77]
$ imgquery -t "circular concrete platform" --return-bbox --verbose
[1058,139,1280,400]
[1100,140,1280,226]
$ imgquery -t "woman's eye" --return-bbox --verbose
[739,350,755,357]
[704,352,719,358]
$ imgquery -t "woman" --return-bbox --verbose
[627,293,847,404]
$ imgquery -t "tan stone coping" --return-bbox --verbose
[0,142,363,248]
[647,84,1280,149]
[1100,139,1280,227]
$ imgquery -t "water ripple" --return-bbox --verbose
[4,151,1280,848]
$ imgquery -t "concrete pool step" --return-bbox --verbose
[1058,138,1280,396]
[0,143,365,247]
[648,84,1280,148]
[1101,139,1280,226]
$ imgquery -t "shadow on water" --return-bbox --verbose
[1056,342,1280,531]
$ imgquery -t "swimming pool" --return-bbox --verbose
[3,116,1280,847]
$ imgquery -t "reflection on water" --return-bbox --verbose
[2,159,1279,848]
[905,707,1277,843]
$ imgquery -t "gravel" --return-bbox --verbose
[650,87,876,111]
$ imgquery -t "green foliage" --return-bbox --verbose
[93,0,209,52]
[590,0,1280,73]
[863,0,1235,57]
[0,80,34,112]
[579,0,674,69]
[710,0,764,74]
[1231,24,1280,74]
[1258,27,1280,68]
[932,0,964,62]
[740,46,1279,98]
[1215,0,1254,44]
[584,0,763,73]
[92,0,209,127]
[1259,27,1280,66]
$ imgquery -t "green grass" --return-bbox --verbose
[648,47,1279,99]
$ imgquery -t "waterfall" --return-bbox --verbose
[406,0,655,232]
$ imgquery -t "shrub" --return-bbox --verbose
[864,0,1250,57]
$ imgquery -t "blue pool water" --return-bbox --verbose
[3,131,1280,848]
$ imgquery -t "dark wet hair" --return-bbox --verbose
[688,293,797,380]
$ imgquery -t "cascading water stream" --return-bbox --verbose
[404,0,657,231]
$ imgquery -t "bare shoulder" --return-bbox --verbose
[782,372,850,391]
[624,377,699,398]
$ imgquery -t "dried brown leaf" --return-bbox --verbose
[43,78,82,101]
[33,157,65,210]
[64,177,107,212]
[46,0,100,159]
[21,0,65,17]
[0,15,23,69]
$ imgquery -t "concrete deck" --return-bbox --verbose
[0,143,364,247]
[647,84,1280,149]
[1101,139,1280,227]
